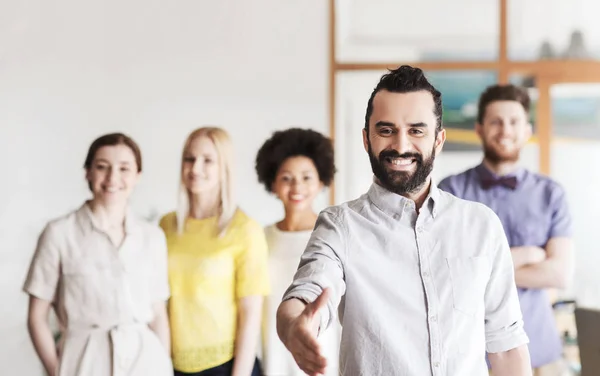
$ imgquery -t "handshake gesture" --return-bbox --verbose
[279,288,332,376]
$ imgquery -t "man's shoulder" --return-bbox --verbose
[317,192,371,222]
[438,166,479,191]
[440,189,499,222]
[319,198,358,218]
[523,169,565,192]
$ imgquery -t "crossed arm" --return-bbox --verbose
[511,237,574,289]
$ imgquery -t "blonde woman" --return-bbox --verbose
[23,133,172,376]
[255,128,340,376]
[160,127,269,376]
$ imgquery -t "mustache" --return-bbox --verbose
[378,149,423,163]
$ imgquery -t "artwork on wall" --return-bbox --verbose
[428,71,600,151]
[424,70,497,151]
[510,76,600,140]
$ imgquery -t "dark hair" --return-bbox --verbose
[477,84,530,124]
[84,133,142,172]
[255,128,336,192]
[365,65,443,133]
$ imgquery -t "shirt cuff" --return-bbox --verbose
[486,321,530,353]
[283,289,331,333]
[23,281,55,302]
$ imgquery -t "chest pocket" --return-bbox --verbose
[447,256,490,316]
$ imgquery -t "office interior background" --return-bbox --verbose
[2,0,600,374]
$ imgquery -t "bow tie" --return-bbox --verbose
[481,176,518,190]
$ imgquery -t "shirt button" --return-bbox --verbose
[416,226,423,233]
[433,362,440,368]
[430,315,437,322]
[423,272,429,278]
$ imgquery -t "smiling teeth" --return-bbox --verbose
[391,158,413,166]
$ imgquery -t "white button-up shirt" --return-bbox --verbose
[283,182,529,376]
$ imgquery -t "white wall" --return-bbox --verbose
[0,1,329,374]
[335,0,498,62]
[551,141,600,307]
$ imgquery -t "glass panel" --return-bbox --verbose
[549,82,600,371]
[509,74,538,133]
[551,84,600,139]
[511,77,600,139]
[335,0,499,63]
[550,83,600,304]
[509,0,600,61]
[335,70,385,204]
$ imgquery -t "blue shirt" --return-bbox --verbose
[439,163,572,367]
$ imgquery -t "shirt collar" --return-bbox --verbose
[475,162,526,184]
[366,179,440,219]
[76,201,141,235]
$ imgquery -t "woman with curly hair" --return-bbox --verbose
[255,127,339,376]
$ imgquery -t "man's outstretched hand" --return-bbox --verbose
[280,288,331,376]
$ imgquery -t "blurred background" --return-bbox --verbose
[2,0,600,374]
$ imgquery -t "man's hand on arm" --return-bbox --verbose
[513,237,573,289]
[276,288,331,376]
[510,246,546,270]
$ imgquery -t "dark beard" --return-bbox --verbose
[368,142,436,195]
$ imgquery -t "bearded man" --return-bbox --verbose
[439,84,574,376]
[275,66,533,376]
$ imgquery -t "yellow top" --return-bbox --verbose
[160,209,270,373]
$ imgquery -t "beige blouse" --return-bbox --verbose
[23,203,173,376]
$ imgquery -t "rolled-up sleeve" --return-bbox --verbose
[484,215,529,353]
[282,209,346,331]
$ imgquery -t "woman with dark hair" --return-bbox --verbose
[23,133,172,376]
[255,127,340,376]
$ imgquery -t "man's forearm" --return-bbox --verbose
[488,345,532,376]
[515,259,567,289]
[276,298,306,345]
[510,246,544,269]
